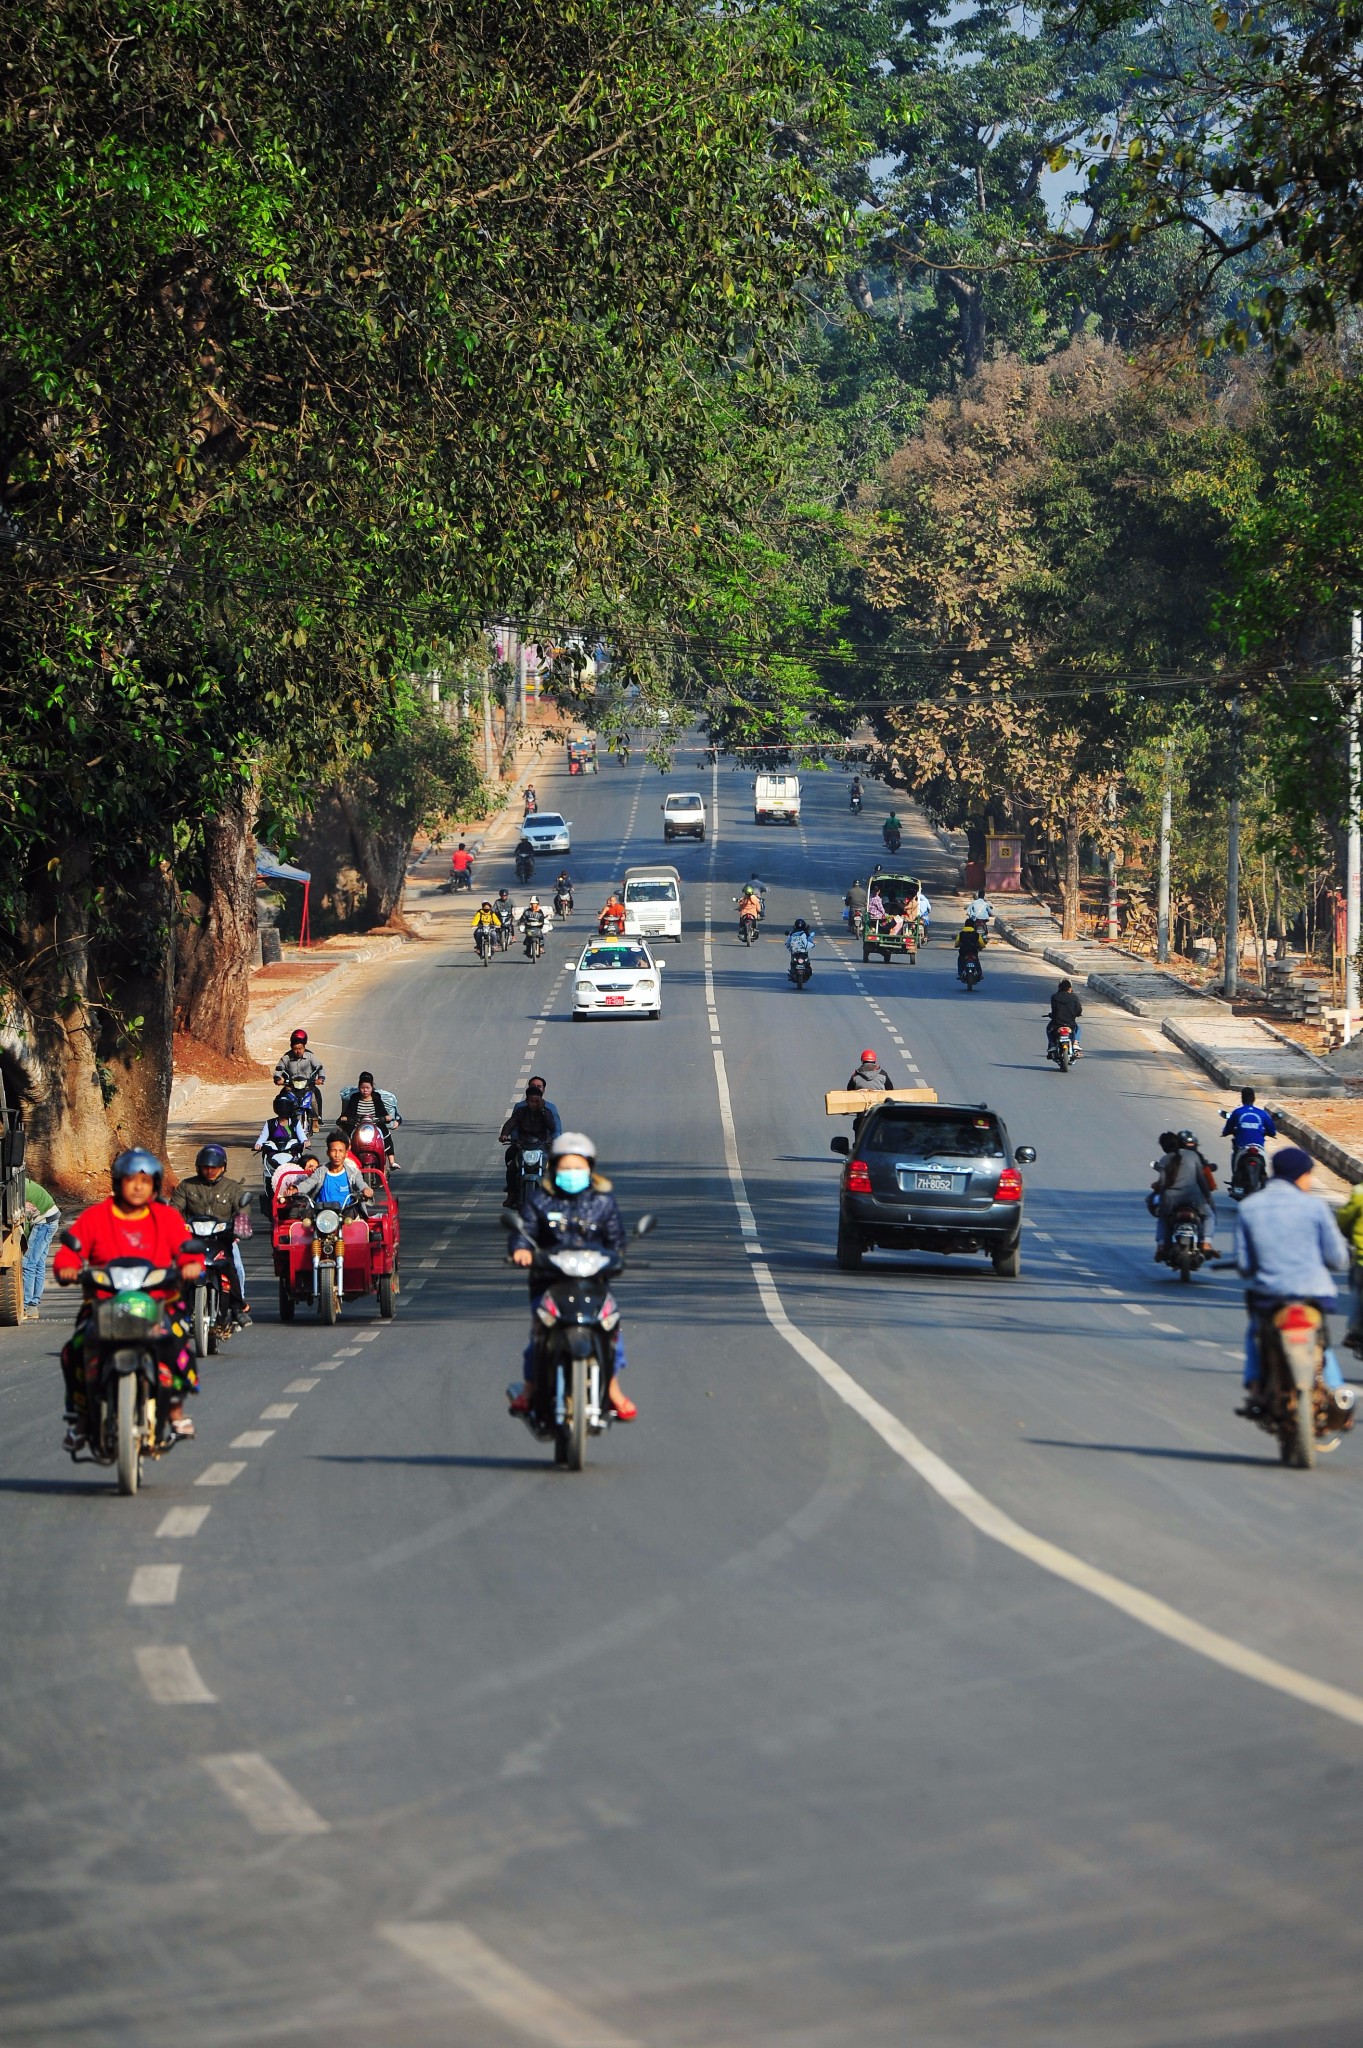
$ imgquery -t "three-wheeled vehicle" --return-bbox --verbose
[861,870,925,965]
[567,736,598,775]
[272,1132,400,1323]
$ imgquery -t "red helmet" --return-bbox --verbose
[861,1049,877,1063]
[290,1029,308,1045]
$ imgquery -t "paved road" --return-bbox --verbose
[3,750,1362,2047]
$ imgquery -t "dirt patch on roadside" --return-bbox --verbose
[173,1032,271,1086]
[1284,1099,1363,1160]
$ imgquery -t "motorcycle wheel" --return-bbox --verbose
[1058,1044,1072,1072]
[567,1353,588,1472]
[1177,1254,1193,1284]
[318,1267,339,1325]
[192,1284,211,1358]
[278,1277,295,1322]
[377,1273,395,1320]
[1291,1389,1317,1469]
[116,1375,141,1496]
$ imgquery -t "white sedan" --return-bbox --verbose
[521,811,571,854]
[572,939,663,1020]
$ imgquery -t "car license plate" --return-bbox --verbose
[912,1171,964,1193]
[604,995,625,1006]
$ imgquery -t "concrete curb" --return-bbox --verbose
[1161,1015,1347,1097]
[1274,1107,1363,1186]
[1086,970,1229,1020]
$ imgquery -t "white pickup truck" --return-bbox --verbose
[754,774,801,825]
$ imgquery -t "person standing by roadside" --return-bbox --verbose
[21,1177,59,1312]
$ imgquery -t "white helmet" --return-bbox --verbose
[551,1130,596,1161]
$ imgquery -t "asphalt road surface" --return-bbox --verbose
[3,747,1362,2048]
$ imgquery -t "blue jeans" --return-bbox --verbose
[22,1215,58,1308]
[1243,1308,1344,1390]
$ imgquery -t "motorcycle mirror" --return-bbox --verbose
[58,1228,81,1252]
[830,1136,851,1156]
[1014,1146,1037,1164]
[236,1191,253,1209]
[498,1206,523,1233]
[635,1214,657,1237]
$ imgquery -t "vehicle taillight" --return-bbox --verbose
[1276,1303,1320,1334]
[997,1168,1023,1203]
[845,1160,872,1194]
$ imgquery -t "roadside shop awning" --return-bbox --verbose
[256,849,312,947]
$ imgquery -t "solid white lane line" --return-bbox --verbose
[202,1753,329,1835]
[156,1505,210,1538]
[136,1645,216,1704]
[128,1564,181,1606]
[284,1378,318,1393]
[230,1430,275,1449]
[195,1462,246,1487]
[704,884,1363,1733]
[381,1922,640,2048]
[261,1403,297,1420]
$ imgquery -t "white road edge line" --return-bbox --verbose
[381,1921,641,2048]
[701,849,1363,1734]
[202,1752,330,1835]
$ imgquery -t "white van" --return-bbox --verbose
[754,773,801,824]
[661,791,706,842]
[622,865,683,943]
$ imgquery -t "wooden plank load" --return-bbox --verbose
[824,1088,939,1115]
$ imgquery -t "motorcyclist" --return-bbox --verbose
[338,1071,402,1168]
[519,896,549,956]
[168,1143,253,1328]
[847,1049,893,1091]
[955,918,985,981]
[253,1110,301,1160]
[514,837,536,878]
[294,1132,370,1212]
[599,892,627,934]
[1222,1087,1278,1191]
[273,1030,325,1125]
[523,783,538,814]
[786,918,815,980]
[882,810,902,846]
[492,887,516,942]
[736,882,764,935]
[1047,978,1084,1055]
[849,777,863,811]
[507,1130,637,1422]
[966,893,993,925]
[1151,1130,1216,1259]
[472,899,501,957]
[499,1079,561,1201]
[1234,1147,1354,1419]
[53,1150,204,1450]
[844,878,868,932]
[554,870,574,911]
[915,888,932,936]
[449,842,475,888]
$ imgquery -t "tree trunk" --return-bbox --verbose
[848,269,877,317]
[332,785,409,927]
[945,273,987,380]
[174,788,259,1056]
[1060,814,1082,939]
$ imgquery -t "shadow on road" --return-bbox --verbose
[1027,1437,1270,1467]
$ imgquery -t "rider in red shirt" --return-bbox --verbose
[54,1149,203,1450]
[450,842,474,879]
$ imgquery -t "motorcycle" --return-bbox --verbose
[849,788,863,814]
[523,791,538,816]
[1231,1143,1268,1199]
[882,824,902,854]
[495,908,516,951]
[450,863,474,893]
[310,1195,360,1324]
[59,1235,183,1495]
[187,1217,240,1355]
[599,911,625,937]
[514,842,536,883]
[276,1080,322,1132]
[735,886,765,944]
[554,882,574,918]
[1046,1020,1076,1072]
[523,920,548,963]
[475,923,496,965]
[507,1143,547,1206]
[1159,1200,1208,1282]
[958,952,982,991]
[259,1137,303,1215]
[788,947,813,991]
[503,1209,656,1470]
[1243,1298,1356,1468]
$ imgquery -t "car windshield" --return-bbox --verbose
[864,1113,1003,1159]
[532,814,565,829]
[625,882,677,902]
[665,796,701,810]
[582,947,650,970]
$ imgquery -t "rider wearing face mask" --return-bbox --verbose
[508,1131,637,1421]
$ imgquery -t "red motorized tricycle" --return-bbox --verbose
[271,1129,400,1324]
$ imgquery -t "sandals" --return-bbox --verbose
[610,1392,638,1422]
[170,1415,196,1439]
[507,1384,531,1416]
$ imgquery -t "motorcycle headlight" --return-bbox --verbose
[316,1207,342,1234]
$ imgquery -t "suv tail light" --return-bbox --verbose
[996,1167,1023,1203]
[845,1160,872,1195]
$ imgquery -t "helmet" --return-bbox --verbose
[290,1029,308,1045]
[861,1050,877,1064]
[551,1130,596,1161]
[793,918,809,932]
[273,1090,297,1116]
[529,896,540,906]
[1178,1129,1197,1147]
[481,900,492,910]
[112,1147,162,1196]
[195,1143,228,1174]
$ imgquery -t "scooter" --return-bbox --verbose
[1046,1020,1077,1072]
[1230,1142,1268,1199]
[959,952,982,991]
[849,788,863,814]
[59,1236,185,1495]
[882,824,902,854]
[1241,1298,1356,1468]
[186,1216,244,1356]
[788,948,813,991]
[1158,1199,1209,1282]
[554,882,574,918]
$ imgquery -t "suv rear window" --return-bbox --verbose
[864,1112,1003,1159]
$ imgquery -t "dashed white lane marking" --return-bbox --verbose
[285,1378,319,1393]
[352,1330,381,1343]
[231,1430,275,1449]
[701,793,1363,1733]
[195,1461,246,1487]
[128,1564,181,1606]
[261,1403,297,1420]
[418,1257,440,1270]
[404,1277,427,1292]
[1052,1250,1078,1263]
[332,1344,363,1356]
[432,1240,452,1252]
[1033,1231,1053,1241]
[156,1505,210,1538]
[136,1645,216,1704]
[310,1361,340,1371]
[1122,1303,1153,1317]
[1153,1322,1183,1335]
[382,1922,640,2048]
[1097,1286,1122,1297]
[202,1753,329,1836]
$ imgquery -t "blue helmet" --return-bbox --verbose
[112,1147,163,1196]
[196,1143,228,1174]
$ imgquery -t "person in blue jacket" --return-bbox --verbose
[1222,1088,1278,1193]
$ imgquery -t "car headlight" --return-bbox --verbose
[576,980,594,996]
[635,981,656,995]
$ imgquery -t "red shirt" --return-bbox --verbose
[53,1198,199,1286]
[451,849,473,871]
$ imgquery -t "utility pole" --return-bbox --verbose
[1157,744,1172,964]
[1347,613,1362,1042]
[1224,693,1242,999]
[1105,784,1119,941]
